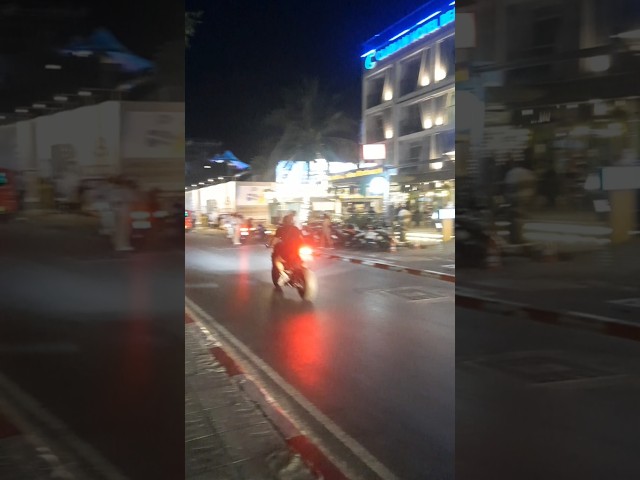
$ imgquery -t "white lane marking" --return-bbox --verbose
[0,371,129,480]
[609,298,640,308]
[442,264,455,269]
[185,296,399,480]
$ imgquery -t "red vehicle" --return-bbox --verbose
[0,168,18,221]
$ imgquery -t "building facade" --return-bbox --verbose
[361,1,455,214]
[457,0,640,221]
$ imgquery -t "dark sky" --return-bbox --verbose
[84,0,184,58]
[186,0,429,161]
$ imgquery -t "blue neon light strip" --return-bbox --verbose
[416,11,440,26]
[389,28,411,41]
[363,5,455,70]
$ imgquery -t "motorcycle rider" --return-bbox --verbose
[269,213,304,288]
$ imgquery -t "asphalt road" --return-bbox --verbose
[186,231,455,480]
[0,220,184,480]
[456,306,640,480]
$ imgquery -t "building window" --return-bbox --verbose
[432,130,455,159]
[421,98,434,129]
[436,35,455,81]
[399,103,422,136]
[366,115,386,143]
[366,75,385,109]
[399,54,422,97]
[419,48,432,87]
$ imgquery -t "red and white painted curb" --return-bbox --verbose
[185,313,350,480]
[315,251,455,283]
[456,293,640,342]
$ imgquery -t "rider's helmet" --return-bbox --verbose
[282,214,294,225]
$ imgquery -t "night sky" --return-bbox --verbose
[186,0,429,161]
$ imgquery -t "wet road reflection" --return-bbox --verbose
[186,234,455,480]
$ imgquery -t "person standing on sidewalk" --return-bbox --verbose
[413,206,422,227]
[398,205,412,241]
[320,213,334,248]
[96,178,115,236]
[109,176,134,252]
[232,213,242,245]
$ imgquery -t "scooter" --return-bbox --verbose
[268,243,318,301]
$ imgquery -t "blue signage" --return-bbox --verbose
[362,6,455,70]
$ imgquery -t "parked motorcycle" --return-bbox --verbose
[268,244,318,301]
[455,211,495,268]
[353,225,393,251]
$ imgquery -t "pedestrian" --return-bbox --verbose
[398,204,412,229]
[232,213,242,245]
[413,206,421,227]
[96,178,115,236]
[321,213,333,248]
[109,176,134,252]
[397,204,412,242]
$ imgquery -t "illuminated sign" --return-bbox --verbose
[329,167,384,181]
[362,7,455,70]
[362,143,386,160]
[275,160,360,184]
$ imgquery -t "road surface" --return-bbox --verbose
[186,230,455,480]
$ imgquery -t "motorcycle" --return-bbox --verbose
[268,243,318,301]
[354,224,393,251]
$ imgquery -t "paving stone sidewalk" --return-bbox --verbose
[185,322,316,480]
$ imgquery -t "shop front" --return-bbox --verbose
[328,167,389,221]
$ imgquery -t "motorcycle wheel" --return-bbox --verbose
[297,268,317,301]
[271,265,280,287]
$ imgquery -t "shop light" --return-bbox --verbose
[54,95,68,102]
[434,67,446,81]
[585,55,611,73]
[570,126,590,136]
[584,173,601,191]
[431,162,443,170]
[204,165,211,168]
[420,75,430,86]
[424,117,433,129]
[385,128,394,139]
[383,89,393,101]
[435,116,444,126]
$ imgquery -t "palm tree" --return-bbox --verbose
[263,78,358,181]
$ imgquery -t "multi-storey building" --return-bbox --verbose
[458,0,640,216]
[361,1,455,212]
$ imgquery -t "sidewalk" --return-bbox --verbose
[457,239,640,330]
[185,318,316,480]
[319,241,454,275]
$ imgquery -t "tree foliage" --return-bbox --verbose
[185,11,202,47]
[261,78,358,181]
